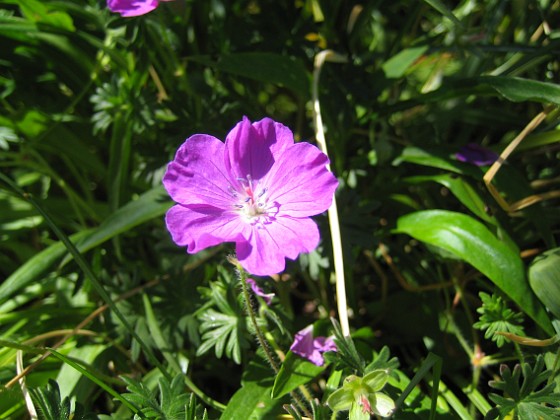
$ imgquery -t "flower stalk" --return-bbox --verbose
[312,50,350,336]
[238,266,280,373]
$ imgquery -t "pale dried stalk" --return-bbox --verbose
[17,350,38,420]
[312,50,350,336]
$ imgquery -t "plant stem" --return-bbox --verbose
[312,50,350,337]
[237,268,312,417]
[239,271,280,373]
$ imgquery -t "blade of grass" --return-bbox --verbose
[0,173,171,383]
[142,294,226,411]
[395,352,442,420]
[46,348,143,417]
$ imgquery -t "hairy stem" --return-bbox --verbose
[237,267,311,417]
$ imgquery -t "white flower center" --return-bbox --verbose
[230,174,277,224]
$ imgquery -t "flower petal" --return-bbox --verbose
[107,0,159,16]
[289,326,332,366]
[163,134,234,209]
[246,278,274,305]
[264,142,338,217]
[456,143,498,166]
[165,204,248,253]
[314,336,337,353]
[224,117,294,182]
[236,216,320,275]
[289,325,315,355]
[371,393,396,418]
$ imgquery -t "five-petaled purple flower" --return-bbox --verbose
[107,0,174,17]
[456,143,499,166]
[290,325,337,366]
[246,278,274,305]
[163,117,338,276]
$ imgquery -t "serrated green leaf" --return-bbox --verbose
[394,210,553,335]
[197,309,247,364]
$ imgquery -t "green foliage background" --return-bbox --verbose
[0,0,559,418]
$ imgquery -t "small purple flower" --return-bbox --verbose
[246,278,274,305]
[107,0,174,17]
[456,143,499,166]
[163,117,338,276]
[290,325,337,366]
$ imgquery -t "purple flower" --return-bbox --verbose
[456,143,499,166]
[163,117,338,276]
[246,278,274,305]
[107,0,174,17]
[289,325,337,366]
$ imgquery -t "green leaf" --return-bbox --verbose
[394,210,553,335]
[404,174,494,223]
[142,294,183,375]
[47,349,140,416]
[196,309,248,364]
[477,76,560,104]
[56,344,106,401]
[271,351,325,399]
[528,248,560,319]
[421,0,463,27]
[189,53,310,98]
[220,362,276,420]
[326,386,354,411]
[29,379,97,420]
[474,292,525,348]
[121,376,161,418]
[382,46,429,79]
[0,186,170,305]
[0,229,91,306]
[65,186,171,266]
[393,146,483,177]
[394,353,442,420]
[488,356,560,419]
[363,370,390,392]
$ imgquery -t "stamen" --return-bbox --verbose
[228,185,238,197]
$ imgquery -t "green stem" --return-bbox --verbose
[237,267,312,417]
[239,270,280,373]
[547,345,560,386]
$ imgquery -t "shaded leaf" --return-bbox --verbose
[394,210,553,334]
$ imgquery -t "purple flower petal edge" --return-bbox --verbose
[456,143,499,166]
[289,325,337,366]
[107,0,173,17]
[246,278,274,305]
